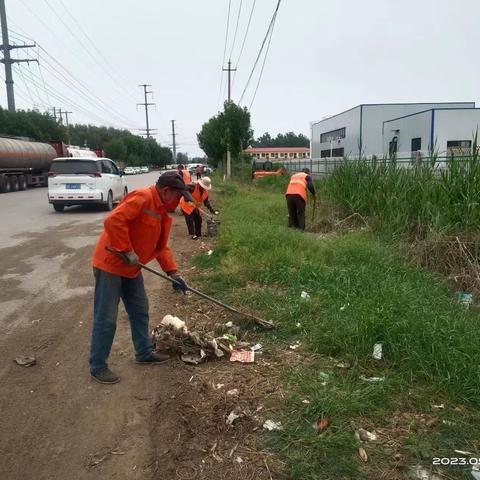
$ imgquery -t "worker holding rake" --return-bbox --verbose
[285,168,317,230]
[89,171,191,384]
[179,176,218,239]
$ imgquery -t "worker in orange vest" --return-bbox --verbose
[177,164,192,185]
[285,168,316,230]
[90,171,192,384]
[179,176,218,239]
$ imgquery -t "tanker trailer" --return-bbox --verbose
[0,136,57,193]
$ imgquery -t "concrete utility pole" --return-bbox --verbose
[170,120,177,162]
[222,59,237,179]
[137,84,156,139]
[63,110,72,127]
[0,0,38,112]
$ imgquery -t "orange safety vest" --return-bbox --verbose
[285,172,308,202]
[179,183,208,215]
[181,170,192,185]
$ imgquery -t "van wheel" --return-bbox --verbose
[53,203,65,212]
[104,190,114,211]
[10,176,19,192]
[18,175,27,190]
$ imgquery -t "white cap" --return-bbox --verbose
[199,176,212,190]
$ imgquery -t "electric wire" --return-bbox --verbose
[14,2,138,120]
[229,0,243,61]
[54,0,139,102]
[248,17,275,110]
[14,64,36,108]
[238,0,281,105]
[235,0,256,69]
[217,0,232,110]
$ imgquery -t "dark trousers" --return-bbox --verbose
[286,194,306,230]
[89,268,152,373]
[196,173,202,180]
[184,209,202,236]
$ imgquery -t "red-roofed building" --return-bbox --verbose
[245,146,310,160]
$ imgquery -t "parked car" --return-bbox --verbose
[47,157,128,212]
[133,167,142,174]
[140,166,149,173]
[124,166,136,175]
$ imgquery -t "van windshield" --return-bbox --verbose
[49,160,99,174]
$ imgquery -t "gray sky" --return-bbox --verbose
[2,0,479,157]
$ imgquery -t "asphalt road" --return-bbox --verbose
[0,171,160,249]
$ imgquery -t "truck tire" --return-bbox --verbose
[103,190,113,211]
[53,203,65,212]
[10,176,19,192]
[18,175,27,191]
[0,175,10,193]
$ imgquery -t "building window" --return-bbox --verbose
[289,153,294,158]
[320,127,346,143]
[447,140,471,156]
[321,148,344,158]
[411,138,421,151]
[261,153,266,158]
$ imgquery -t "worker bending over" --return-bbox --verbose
[179,176,218,239]
[285,168,316,230]
[90,171,191,384]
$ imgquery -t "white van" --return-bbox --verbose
[48,157,128,212]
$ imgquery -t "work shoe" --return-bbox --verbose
[136,352,170,365]
[91,368,120,384]
[191,235,199,240]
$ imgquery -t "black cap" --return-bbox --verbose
[156,171,193,202]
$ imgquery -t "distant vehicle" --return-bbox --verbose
[0,136,105,194]
[48,157,128,212]
[140,166,149,173]
[124,166,136,175]
[133,167,142,174]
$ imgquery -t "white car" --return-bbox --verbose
[48,157,128,212]
[124,166,136,175]
[140,166,149,173]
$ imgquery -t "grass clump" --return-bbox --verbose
[196,180,480,479]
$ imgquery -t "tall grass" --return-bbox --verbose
[196,181,480,479]
[323,138,480,236]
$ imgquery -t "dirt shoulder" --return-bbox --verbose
[0,212,282,480]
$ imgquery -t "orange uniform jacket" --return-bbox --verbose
[92,185,177,278]
[181,170,192,185]
[285,172,308,202]
[179,183,208,215]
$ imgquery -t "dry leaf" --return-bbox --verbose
[359,447,368,462]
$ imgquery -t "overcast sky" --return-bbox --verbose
[2,0,479,157]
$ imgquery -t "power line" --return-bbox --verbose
[238,0,281,105]
[248,16,276,110]
[54,0,139,102]
[235,0,256,69]
[229,0,243,61]
[217,0,232,111]
[41,0,137,103]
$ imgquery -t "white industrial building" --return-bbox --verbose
[310,102,478,161]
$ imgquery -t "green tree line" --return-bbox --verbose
[0,107,172,167]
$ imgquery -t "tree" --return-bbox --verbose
[104,138,127,162]
[176,152,189,164]
[252,131,309,148]
[197,101,252,168]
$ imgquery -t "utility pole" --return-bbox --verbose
[137,84,156,139]
[58,108,63,125]
[222,60,237,178]
[170,120,177,162]
[63,110,72,127]
[0,0,38,112]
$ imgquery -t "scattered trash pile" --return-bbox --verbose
[153,315,262,365]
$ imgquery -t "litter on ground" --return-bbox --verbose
[355,428,378,442]
[230,350,255,363]
[263,419,283,431]
[153,315,260,365]
[300,291,311,301]
[289,341,301,350]
[372,343,383,360]
[14,355,36,367]
[360,375,385,383]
